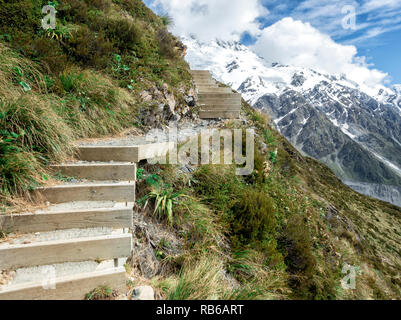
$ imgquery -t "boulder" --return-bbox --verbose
[131,286,155,300]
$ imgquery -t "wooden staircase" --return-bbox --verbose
[0,141,174,300]
[191,70,241,119]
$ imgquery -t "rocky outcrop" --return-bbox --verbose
[138,82,198,127]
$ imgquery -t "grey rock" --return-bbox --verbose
[185,95,196,107]
[131,286,155,300]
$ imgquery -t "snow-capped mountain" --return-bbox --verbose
[183,36,401,207]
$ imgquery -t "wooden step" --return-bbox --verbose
[33,182,136,204]
[199,95,241,101]
[199,88,233,93]
[199,100,241,106]
[0,267,126,300]
[0,206,133,234]
[192,73,212,77]
[199,111,240,119]
[0,234,132,270]
[190,70,211,75]
[78,142,174,162]
[196,85,219,89]
[197,85,229,89]
[195,82,215,86]
[193,77,213,81]
[199,93,241,99]
[194,78,214,81]
[201,105,241,111]
[51,163,137,181]
[201,102,241,107]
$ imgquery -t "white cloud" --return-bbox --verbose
[149,0,268,41]
[362,0,401,11]
[251,17,389,90]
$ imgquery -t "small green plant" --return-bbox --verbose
[0,229,9,239]
[263,129,277,146]
[136,168,145,181]
[270,149,278,164]
[0,128,42,195]
[139,184,183,226]
[112,54,130,73]
[0,33,12,42]
[146,173,161,187]
[59,71,83,93]
[12,67,31,92]
[53,172,75,182]
[85,285,115,300]
[160,14,173,27]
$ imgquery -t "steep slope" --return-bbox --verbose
[1,0,400,301]
[0,0,195,210]
[183,37,401,207]
[130,102,401,300]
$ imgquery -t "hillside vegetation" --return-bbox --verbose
[0,0,191,208]
[0,0,400,300]
[134,102,400,300]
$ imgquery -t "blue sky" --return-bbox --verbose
[146,0,401,85]
[257,0,401,84]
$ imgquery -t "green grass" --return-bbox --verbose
[85,285,115,300]
[0,0,192,206]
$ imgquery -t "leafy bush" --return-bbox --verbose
[58,0,89,24]
[0,98,74,161]
[0,128,43,195]
[59,70,83,93]
[160,14,173,27]
[66,26,113,68]
[87,0,112,11]
[93,17,142,52]
[85,285,115,300]
[0,0,43,35]
[26,37,69,76]
[193,165,242,212]
[230,189,276,245]
[156,28,178,59]
[279,214,336,299]
[138,183,184,226]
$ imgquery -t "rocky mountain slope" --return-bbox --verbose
[183,37,401,207]
[2,0,401,301]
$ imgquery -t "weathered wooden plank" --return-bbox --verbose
[199,111,240,119]
[78,146,139,162]
[198,88,232,93]
[190,70,211,75]
[199,93,241,99]
[33,183,136,204]
[0,234,132,270]
[78,142,175,162]
[201,103,241,109]
[0,267,126,300]
[50,163,137,181]
[137,142,175,162]
[0,207,133,234]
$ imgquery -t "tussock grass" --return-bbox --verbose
[1,97,75,160]
[0,0,191,208]
[154,255,231,300]
[176,196,227,248]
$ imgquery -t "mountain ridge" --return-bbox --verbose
[183,36,401,207]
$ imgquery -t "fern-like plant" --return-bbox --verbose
[138,184,183,226]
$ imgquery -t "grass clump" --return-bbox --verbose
[85,285,116,300]
[139,183,184,227]
[0,0,193,204]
